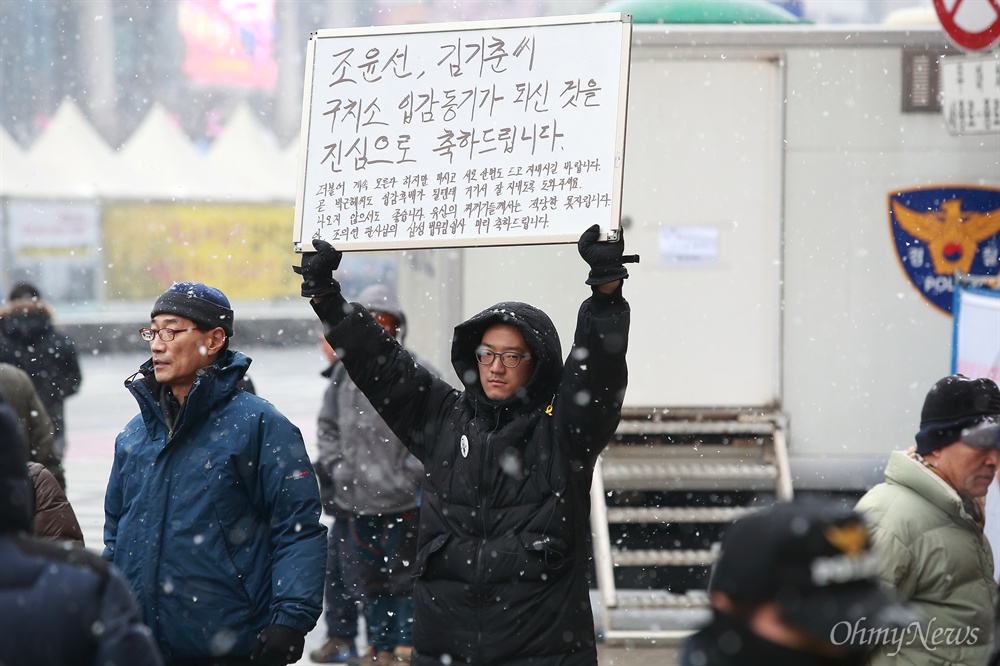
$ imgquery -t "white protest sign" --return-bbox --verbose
[952,284,1000,381]
[293,14,632,252]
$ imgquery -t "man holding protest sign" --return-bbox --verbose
[295,224,633,664]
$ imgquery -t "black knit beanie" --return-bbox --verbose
[915,375,1000,455]
[151,282,234,338]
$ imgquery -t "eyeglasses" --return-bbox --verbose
[139,327,195,342]
[475,347,531,369]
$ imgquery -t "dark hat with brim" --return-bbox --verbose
[710,499,919,646]
[152,282,234,338]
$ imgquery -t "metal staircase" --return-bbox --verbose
[590,407,793,643]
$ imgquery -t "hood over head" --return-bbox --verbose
[452,301,562,407]
[0,299,54,340]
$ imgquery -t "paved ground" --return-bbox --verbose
[62,345,684,665]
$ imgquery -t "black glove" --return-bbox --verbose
[293,239,343,298]
[250,625,305,666]
[577,224,638,286]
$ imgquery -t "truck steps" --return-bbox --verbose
[601,454,780,491]
[606,506,753,523]
[615,589,710,609]
[610,547,716,568]
[590,408,792,645]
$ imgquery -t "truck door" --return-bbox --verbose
[621,55,784,408]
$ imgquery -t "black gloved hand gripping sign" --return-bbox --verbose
[577,223,640,286]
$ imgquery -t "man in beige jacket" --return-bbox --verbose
[962,421,1000,666]
[856,374,999,665]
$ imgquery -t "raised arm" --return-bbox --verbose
[559,224,634,463]
[294,240,454,462]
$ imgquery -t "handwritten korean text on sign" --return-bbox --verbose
[293,14,632,252]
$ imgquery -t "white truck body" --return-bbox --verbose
[400,24,1000,492]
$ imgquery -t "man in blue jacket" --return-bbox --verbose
[295,226,632,665]
[103,282,327,666]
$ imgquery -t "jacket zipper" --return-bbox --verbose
[140,380,183,642]
[475,432,489,664]
[475,409,502,664]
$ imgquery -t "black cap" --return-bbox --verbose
[151,282,234,338]
[915,375,1000,455]
[709,500,918,643]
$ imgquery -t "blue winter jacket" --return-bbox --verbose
[0,535,164,666]
[103,350,326,661]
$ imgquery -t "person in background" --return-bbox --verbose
[680,499,917,666]
[27,460,84,546]
[237,373,258,395]
[0,282,82,464]
[0,362,83,544]
[103,281,327,666]
[311,284,438,665]
[0,390,164,666]
[0,362,64,487]
[295,224,632,665]
[963,420,1000,666]
[311,332,365,664]
[856,374,999,665]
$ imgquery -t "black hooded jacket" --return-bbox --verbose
[0,393,164,665]
[0,300,82,440]
[313,289,629,665]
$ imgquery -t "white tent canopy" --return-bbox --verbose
[120,103,251,201]
[1,123,83,199]
[2,98,300,203]
[28,98,147,199]
[204,102,289,202]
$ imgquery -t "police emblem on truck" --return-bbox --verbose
[889,186,1000,314]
